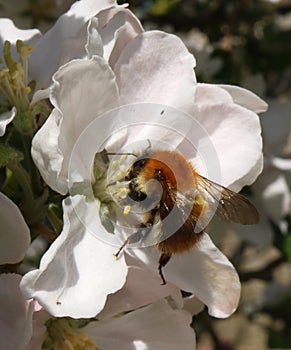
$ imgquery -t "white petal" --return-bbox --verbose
[31,109,64,194]
[183,295,205,315]
[188,103,263,191]
[127,233,240,318]
[85,300,195,350]
[0,107,16,136]
[98,266,183,319]
[0,193,30,264]
[32,57,119,194]
[103,8,144,66]
[114,31,196,113]
[254,171,291,220]
[87,5,143,61]
[100,103,195,153]
[166,234,241,318]
[0,274,34,350]
[194,84,233,105]
[31,88,50,105]
[29,0,117,89]
[219,84,268,114]
[25,309,50,350]
[20,195,127,318]
[271,157,291,171]
[0,19,40,61]
[85,17,103,58]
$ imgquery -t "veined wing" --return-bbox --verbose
[195,174,259,226]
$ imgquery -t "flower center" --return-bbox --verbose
[44,318,100,350]
[0,40,33,113]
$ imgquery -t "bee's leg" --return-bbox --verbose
[158,253,171,285]
[114,226,151,259]
[113,236,130,259]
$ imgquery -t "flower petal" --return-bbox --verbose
[194,83,233,105]
[0,274,34,350]
[25,308,50,350]
[0,18,40,56]
[254,171,291,221]
[0,193,30,264]
[0,107,16,136]
[29,0,117,89]
[103,8,144,66]
[114,31,196,113]
[183,295,205,315]
[126,233,240,318]
[31,109,64,193]
[219,84,268,114]
[85,300,195,350]
[20,195,128,318]
[271,157,291,171]
[85,17,104,58]
[32,57,119,194]
[98,266,183,319]
[188,103,263,191]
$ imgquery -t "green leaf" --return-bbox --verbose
[0,143,24,167]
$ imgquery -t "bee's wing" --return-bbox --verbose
[195,174,259,226]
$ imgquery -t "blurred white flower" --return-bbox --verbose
[0,266,196,350]
[235,75,291,244]
[27,300,195,350]
[0,274,34,350]
[253,100,291,231]
[0,192,30,264]
[214,76,291,248]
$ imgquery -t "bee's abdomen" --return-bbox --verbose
[157,219,203,254]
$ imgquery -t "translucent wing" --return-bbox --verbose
[195,174,259,226]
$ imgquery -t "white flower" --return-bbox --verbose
[22,11,266,319]
[26,267,196,350]
[21,195,128,317]
[0,195,33,349]
[0,274,34,350]
[228,92,291,246]
[84,300,195,350]
[254,99,291,230]
[0,0,142,134]
[0,192,30,264]
[28,0,143,92]
[1,266,195,350]
[0,191,33,349]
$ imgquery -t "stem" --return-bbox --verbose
[8,162,34,204]
[20,134,32,174]
[31,223,57,243]
[47,206,63,235]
